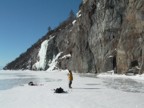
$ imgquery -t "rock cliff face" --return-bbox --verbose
[4,0,144,74]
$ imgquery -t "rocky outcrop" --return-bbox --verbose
[116,0,144,74]
[4,0,144,74]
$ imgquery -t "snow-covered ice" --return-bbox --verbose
[33,36,55,70]
[0,70,144,108]
[47,52,62,71]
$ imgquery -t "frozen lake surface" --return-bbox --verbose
[0,71,144,93]
[0,70,144,108]
[0,71,58,90]
[103,78,144,93]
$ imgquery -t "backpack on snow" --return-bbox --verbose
[54,87,67,93]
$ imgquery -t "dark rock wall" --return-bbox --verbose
[116,0,144,74]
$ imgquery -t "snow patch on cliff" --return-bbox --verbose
[72,20,77,25]
[97,2,101,10]
[61,54,71,59]
[76,10,82,18]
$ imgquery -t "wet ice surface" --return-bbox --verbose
[0,78,38,90]
[0,72,57,90]
[103,78,144,93]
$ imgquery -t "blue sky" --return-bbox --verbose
[0,0,82,67]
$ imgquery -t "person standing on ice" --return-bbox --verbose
[68,70,73,89]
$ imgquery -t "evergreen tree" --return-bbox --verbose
[48,26,52,32]
[68,10,76,21]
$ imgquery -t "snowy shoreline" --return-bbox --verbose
[0,70,144,108]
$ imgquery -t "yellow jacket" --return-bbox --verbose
[68,72,73,81]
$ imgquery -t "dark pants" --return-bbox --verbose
[69,80,72,88]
